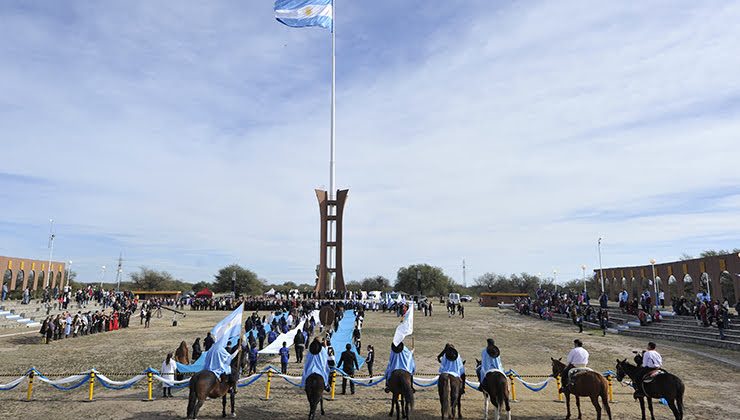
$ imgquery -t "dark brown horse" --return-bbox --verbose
[437,373,463,419]
[388,369,414,420]
[615,358,684,420]
[475,360,510,420]
[551,358,612,420]
[186,344,244,419]
[175,341,190,381]
[305,339,327,420]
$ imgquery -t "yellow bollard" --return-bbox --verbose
[508,374,517,402]
[329,371,337,400]
[88,371,95,401]
[607,375,614,403]
[265,371,272,400]
[26,371,34,401]
[147,372,154,401]
[556,375,563,402]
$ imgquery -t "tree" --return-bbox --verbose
[130,267,177,290]
[394,264,456,296]
[344,280,362,292]
[472,272,551,295]
[360,275,392,291]
[679,253,694,261]
[191,281,212,292]
[212,264,264,296]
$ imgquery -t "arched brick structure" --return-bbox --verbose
[0,256,66,292]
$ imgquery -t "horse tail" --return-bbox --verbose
[676,377,685,417]
[405,374,415,416]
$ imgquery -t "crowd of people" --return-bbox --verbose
[513,288,613,335]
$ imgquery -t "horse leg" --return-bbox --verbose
[457,389,463,419]
[484,396,489,420]
[230,388,236,417]
[320,393,325,415]
[667,400,680,420]
[590,395,601,420]
[222,394,227,417]
[565,393,572,420]
[647,397,655,420]
[575,395,582,420]
[389,393,397,418]
[193,397,205,420]
[602,393,612,420]
[638,397,646,420]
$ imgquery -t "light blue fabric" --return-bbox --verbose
[301,347,330,386]
[203,343,234,377]
[212,306,243,344]
[329,310,365,368]
[274,0,333,30]
[439,355,465,377]
[480,349,504,374]
[385,347,415,379]
[244,312,286,342]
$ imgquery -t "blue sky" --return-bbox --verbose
[1,1,739,285]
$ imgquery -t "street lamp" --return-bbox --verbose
[598,237,605,293]
[553,269,558,293]
[416,269,422,296]
[231,271,237,297]
[650,259,658,298]
[99,265,106,290]
[66,260,72,289]
[581,265,587,292]
[46,218,55,289]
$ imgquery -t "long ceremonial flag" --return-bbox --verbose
[274,0,334,30]
[211,305,243,345]
[393,305,414,346]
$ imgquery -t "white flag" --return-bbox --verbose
[393,305,414,346]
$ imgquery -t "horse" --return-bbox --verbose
[615,358,684,420]
[186,344,244,419]
[175,341,190,381]
[475,360,510,420]
[551,358,612,420]
[305,373,325,420]
[437,373,463,419]
[388,369,414,420]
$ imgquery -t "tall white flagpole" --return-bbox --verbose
[328,0,336,291]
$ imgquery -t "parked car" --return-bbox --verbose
[448,293,461,305]
[460,295,473,302]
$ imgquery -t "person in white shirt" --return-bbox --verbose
[161,353,178,398]
[561,339,589,393]
[642,342,663,370]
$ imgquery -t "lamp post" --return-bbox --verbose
[598,237,605,293]
[231,271,237,297]
[46,219,55,289]
[553,269,558,293]
[99,265,106,290]
[650,259,658,299]
[581,265,587,292]
[66,260,72,289]
[416,269,422,296]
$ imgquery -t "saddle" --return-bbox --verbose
[567,367,593,382]
[641,369,665,384]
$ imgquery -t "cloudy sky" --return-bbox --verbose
[1,1,738,285]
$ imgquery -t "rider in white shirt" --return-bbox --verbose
[642,342,663,370]
[561,339,589,393]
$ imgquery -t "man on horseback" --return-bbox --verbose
[477,338,503,393]
[560,339,589,393]
[438,343,466,394]
[384,341,416,393]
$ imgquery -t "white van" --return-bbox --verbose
[448,293,461,305]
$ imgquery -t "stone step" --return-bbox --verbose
[5,314,21,320]
[620,329,740,351]
[27,322,41,328]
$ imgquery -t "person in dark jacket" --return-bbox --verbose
[352,326,362,355]
[365,345,375,377]
[192,337,203,361]
[337,343,359,395]
[204,332,215,351]
[294,329,306,363]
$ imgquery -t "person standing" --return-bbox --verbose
[366,345,375,377]
[279,342,290,374]
[145,309,152,328]
[204,332,215,351]
[191,338,202,361]
[599,292,608,309]
[248,344,259,375]
[337,343,359,395]
[1,283,8,301]
[352,325,362,355]
[294,328,306,363]
[161,353,177,398]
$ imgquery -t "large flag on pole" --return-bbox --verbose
[393,305,414,346]
[274,0,334,30]
[211,305,243,345]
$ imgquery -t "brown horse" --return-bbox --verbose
[186,344,244,419]
[437,373,463,419]
[305,339,327,420]
[615,358,684,420]
[175,341,190,381]
[475,361,510,420]
[388,369,414,420]
[551,358,612,420]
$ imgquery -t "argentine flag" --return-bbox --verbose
[274,0,333,30]
[211,305,243,345]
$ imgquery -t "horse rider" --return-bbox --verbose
[560,339,589,393]
[301,337,331,391]
[384,341,416,393]
[337,343,360,395]
[477,338,503,393]
[438,343,466,394]
[641,342,662,372]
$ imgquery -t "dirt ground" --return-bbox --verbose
[1,305,738,419]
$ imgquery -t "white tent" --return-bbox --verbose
[264,288,276,296]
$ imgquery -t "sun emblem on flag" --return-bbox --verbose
[304,6,313,16]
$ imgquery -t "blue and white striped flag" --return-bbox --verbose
[274,0,333,30]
